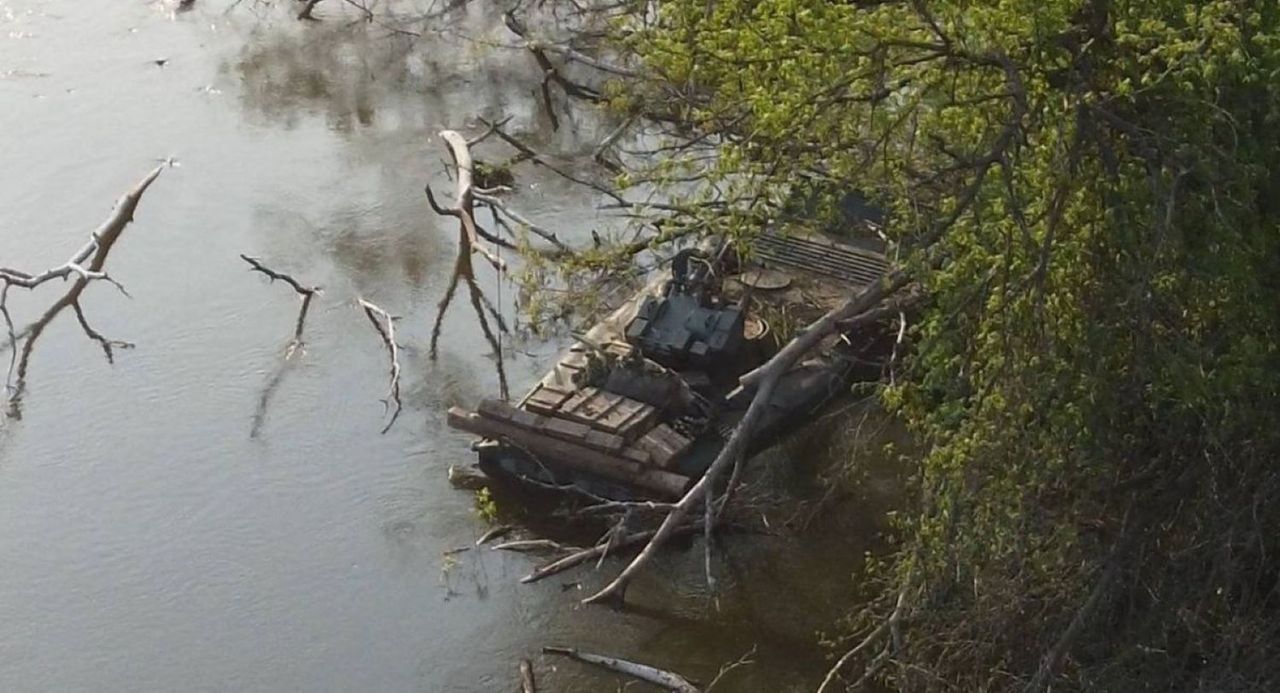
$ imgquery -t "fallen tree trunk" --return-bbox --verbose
[543,646,700,693]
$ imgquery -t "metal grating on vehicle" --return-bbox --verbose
[750,231,889,287]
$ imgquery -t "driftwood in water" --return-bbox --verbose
[240,256,322,438]
[425,130,510,400]
[543,646,700,693]
[358,298,403,434]
[240,255,320,359]
[490,539,576,553]
[475,524,516,546]
[519,659,536,693]
[0,163,167,414]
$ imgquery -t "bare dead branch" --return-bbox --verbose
[490,538,576,553]
[816,589,908,693]
[358,298,403,434]
[542,647,700,693]
[705,646,756,692]
[240,254,321,359]
[3,163,165,410]
[473,193,570,253]
[520,523,697,585]
[1,285,15,390]
[428,130,513,400]
[476,118,628,206]
[476,524,516,546]
[72,301,133,364]
[1025,553,1122,692]
[467,116,512,147]
[519,659,537,693]
[439,130,508,272]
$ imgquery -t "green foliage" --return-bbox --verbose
[621,0,1280,689]
[473,159,515,189]
[473,487,499,524]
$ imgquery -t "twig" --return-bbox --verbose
[240,254,321,358]
[358,298,402,434]
[476,118,628,206]
[491,538,575,553]
[705,646,756,692]
[476,524,516,546]
[521,524,698,584]
[817,587,910,693]
[467,116,512,147]
[473,193,570,253]
[72,301,133,364]
[428,130,513,400]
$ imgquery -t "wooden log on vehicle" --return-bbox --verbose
[477,399,629,453]
[448,406,690,499]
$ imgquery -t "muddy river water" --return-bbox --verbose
[0,2,893,690]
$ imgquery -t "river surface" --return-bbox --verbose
[0,2,894,691]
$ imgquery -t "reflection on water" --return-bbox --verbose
[0,1,898,691]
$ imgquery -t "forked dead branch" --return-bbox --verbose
[240,254,321,359]
[425,129,512,401]
[0,163,167,415]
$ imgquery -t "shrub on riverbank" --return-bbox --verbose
[618,0,1280,689]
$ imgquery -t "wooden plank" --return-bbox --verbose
[448,406,690,499]
[543,416,591,441]
[526,382,575,416]
[478,399,539,428]
[636,424,693,470]
[584,429,627,452]
[479,400,627,453]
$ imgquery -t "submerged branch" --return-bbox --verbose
[358,298,403,434]
[2,162,166,410]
